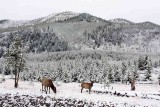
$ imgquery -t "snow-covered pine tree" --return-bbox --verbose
[153,60,158,68]
[108,66,114,83]
[62,63,71,83]
[138,55,148,70]
[113,65,121,82]
[125,70,132,84]
[121,62,127,83]
[100,57,110,84]
[132,60,139,80]
[4,35,26,88]
[57,62,63,81]
[129,65,137,81]
[144,59,152,81]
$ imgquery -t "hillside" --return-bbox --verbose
[0,11,160,53]
[0,11,107,29]
[83,20,160,52]
[108,18,135,25]
[0,20,28,28]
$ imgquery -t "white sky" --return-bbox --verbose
[0,0,160,24]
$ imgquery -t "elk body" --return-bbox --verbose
[81,81,94,94]
[38,77,56,94]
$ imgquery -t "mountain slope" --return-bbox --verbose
[108,18,135,25]
[137,21,160,28]
[61,13,109,23]
[0,12,110,29]
[1,11,160,53]
[0,20,28,28]
[27,11,79,25]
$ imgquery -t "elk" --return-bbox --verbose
[131,80,135,91]
[81,81,94,94]
[38,77,56,94]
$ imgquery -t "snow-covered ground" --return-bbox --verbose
[0,76,160,107]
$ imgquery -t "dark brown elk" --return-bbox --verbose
[38,77,56,94]
[131,80,135,91]
[81,81,94,94]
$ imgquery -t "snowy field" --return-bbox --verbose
[0,76,160,107]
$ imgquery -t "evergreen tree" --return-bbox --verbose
[108,67,114,83]
[144,59,152,81]
[113,65,121,82]
[153,60,158,68]
[138,55,148,70]
[57,62,63,81]
[125,70,132,84]
[63,70,70,83]
[4,36,26,88]
[133,60,139,80]
[121,62,127,83]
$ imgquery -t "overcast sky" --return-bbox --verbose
[0,0,160,24]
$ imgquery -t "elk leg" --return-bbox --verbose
[89,89,91,94]
[42,84,43,92]
[47,87,49,94]
[81,88,83,93]
[45,87,47,94]
[49,87,50,94]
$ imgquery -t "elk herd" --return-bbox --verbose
[38,77,136,94]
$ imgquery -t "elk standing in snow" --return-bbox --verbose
[38,77,56,94]
[131,80,135,91]
[81,81,94,94]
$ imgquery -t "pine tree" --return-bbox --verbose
[121,62,127,83]
[57,62,63,81]
[131,61,139,80]
[113,65,121,82]
[138,56,148,70]
[63,70,70,83]
[153,60,158,68]
[108,67,114,83]
[125,70,132,84]
[4,36,26,88]
[144,59,152,81]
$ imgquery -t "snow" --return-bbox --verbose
[0,20,29,28]
[44,11,79,23]
[25,11,79,26]
[0,11,79,29]
[0,77,160,107]
[109,18,134,25]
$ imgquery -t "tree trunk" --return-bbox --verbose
[16,72,20,86]
[15,82,18,88]
[14,72,19,88]
[14,73,18,88]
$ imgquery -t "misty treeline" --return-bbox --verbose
[1,50,159,83]
[0,28,68,57]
